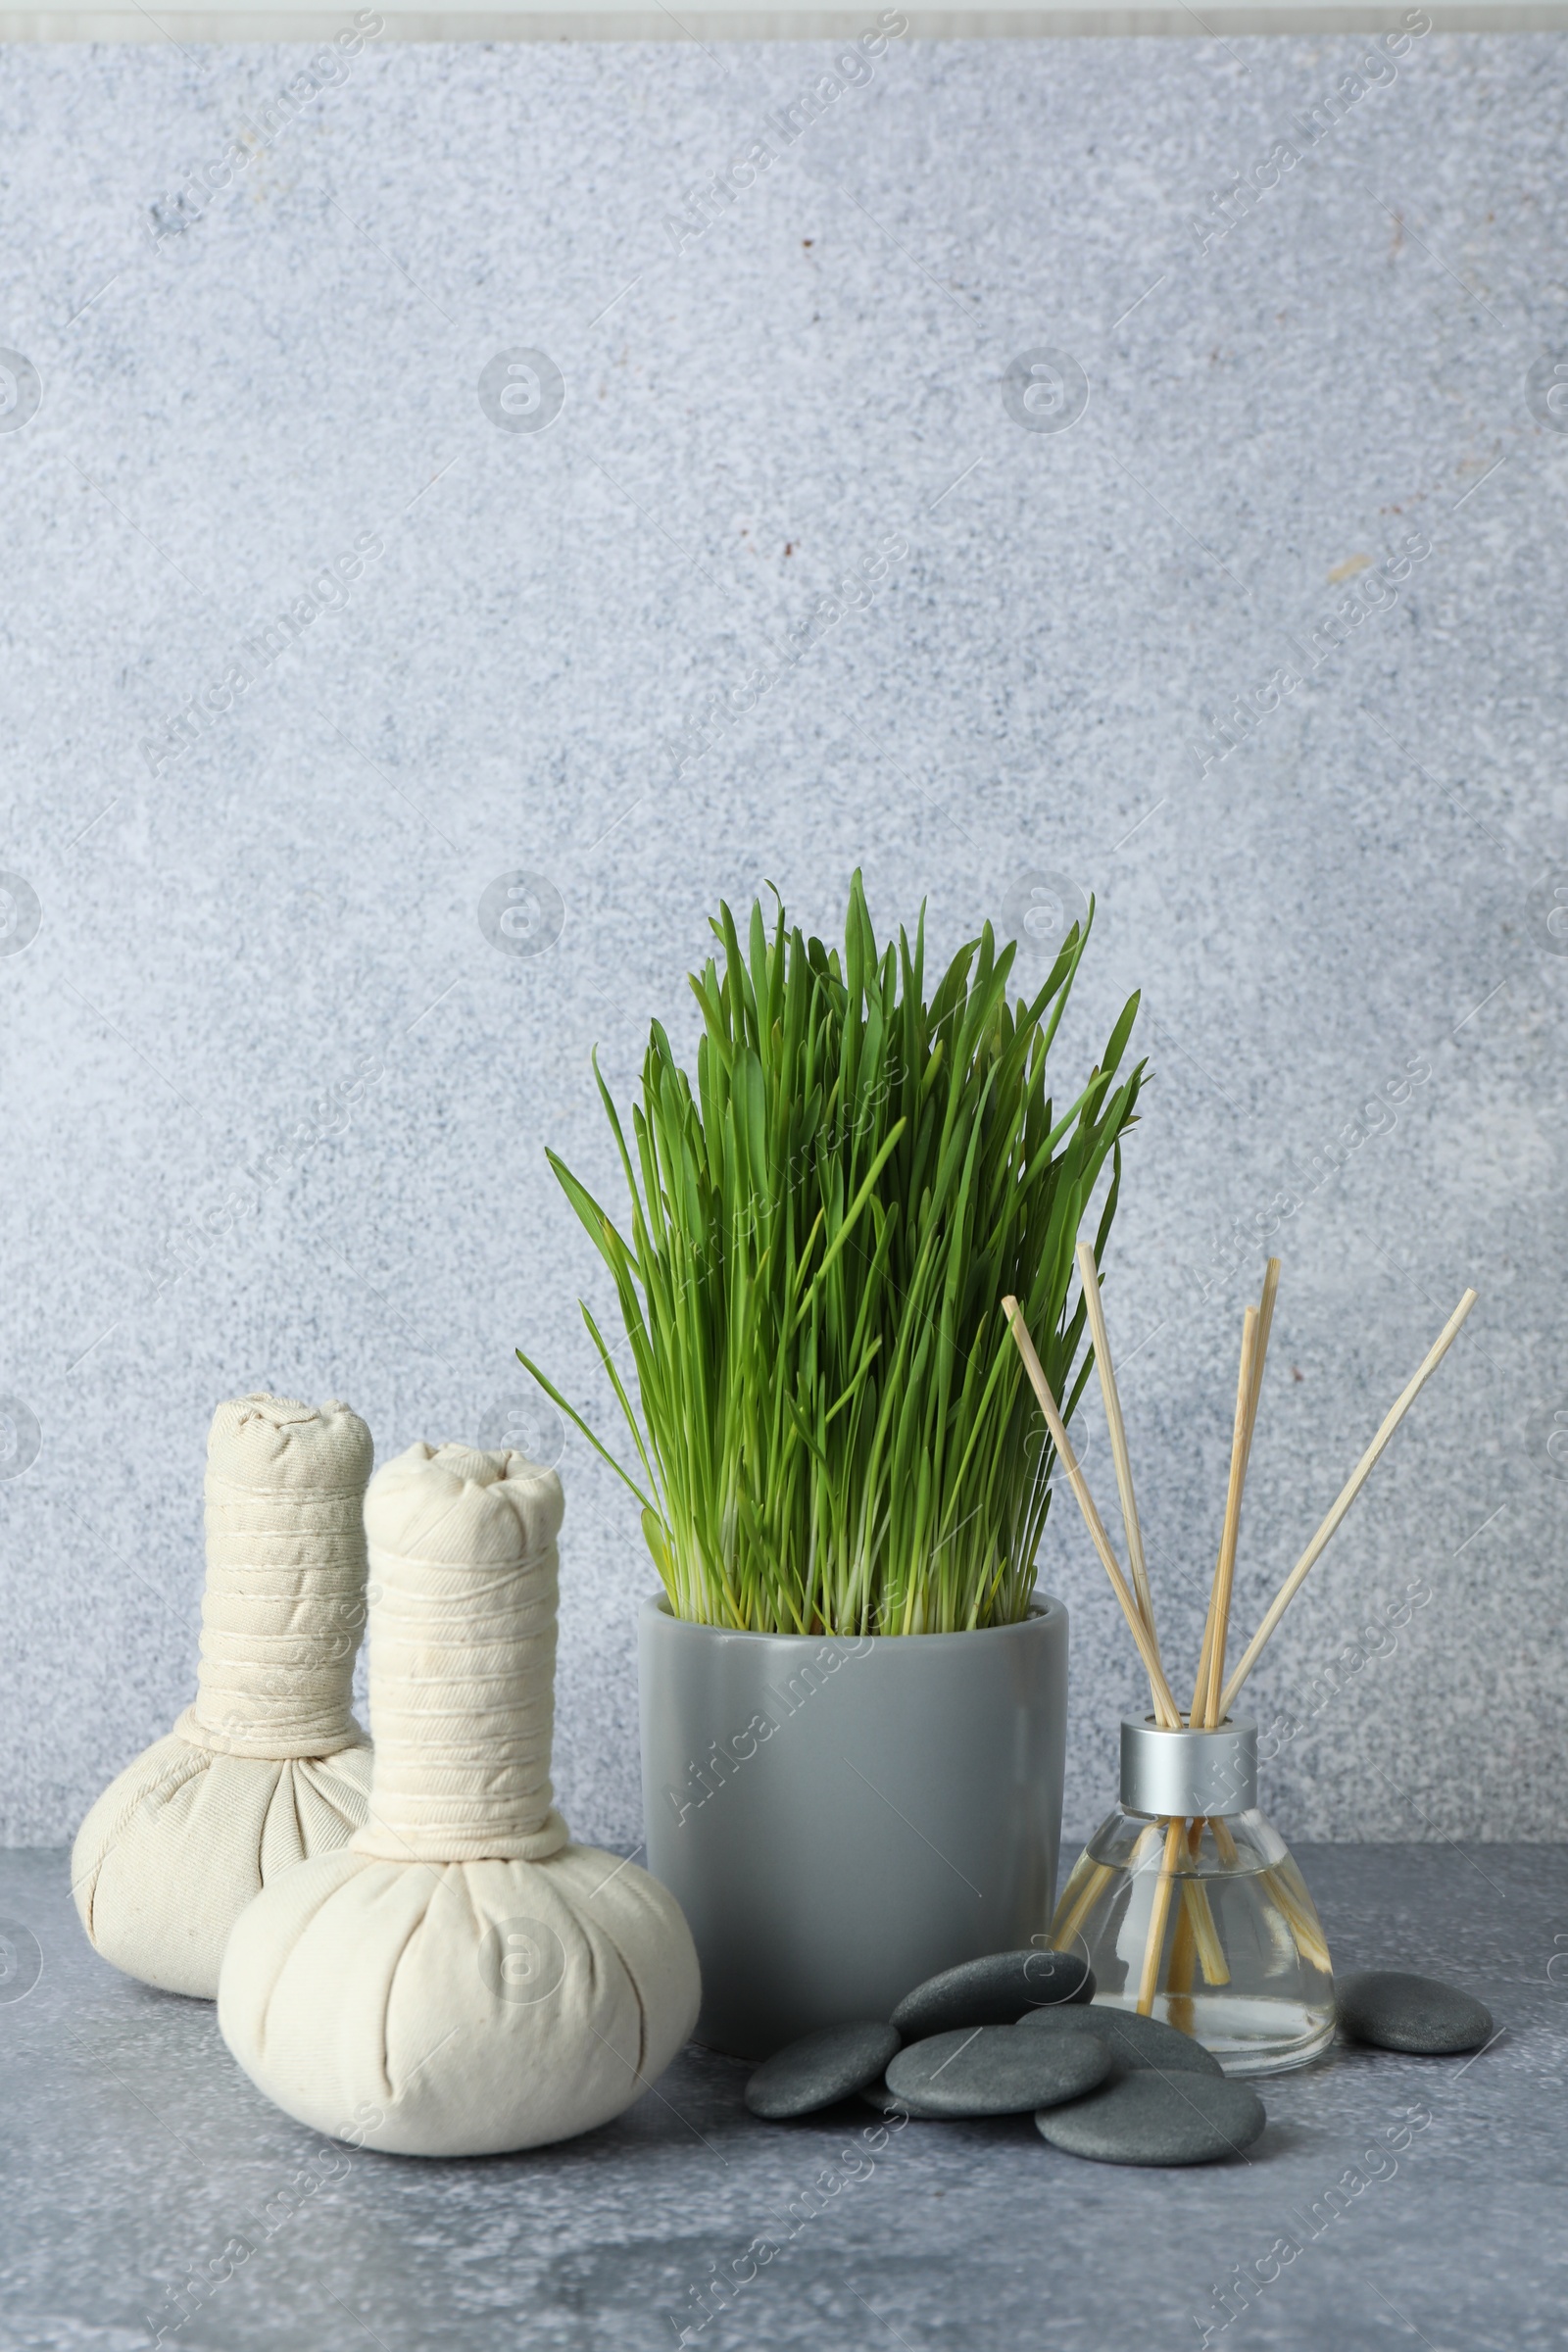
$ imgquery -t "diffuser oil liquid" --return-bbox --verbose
[1052,1805,1336,2077]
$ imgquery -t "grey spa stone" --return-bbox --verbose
[885,2024,1110,2117]
[1035,2072,1267,2167]
[745,2022,902,2119]
[890,1948,1094,2037]
[1337,1972,1495,2056]
[1019,2002,1225,2081]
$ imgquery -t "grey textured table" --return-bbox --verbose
[3,1844,1562,2352]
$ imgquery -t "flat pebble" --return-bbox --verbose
[1036,2071,1266,2167]
[746,2022,902,2119]
[886,2024,1110,2117]
[891,1948,1094,2037]
[1337,1971,1494,2056]
[1019,2003,1224,2080]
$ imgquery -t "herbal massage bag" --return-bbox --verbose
[73,1394,374,1998]
[219,1442,701,2154]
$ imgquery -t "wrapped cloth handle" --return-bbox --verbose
[178,1394,372,1761]
[352,1442,569,1864]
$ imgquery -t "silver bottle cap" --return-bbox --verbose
[1120,1715,1257,1818]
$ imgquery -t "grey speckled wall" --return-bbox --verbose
[1,26,1563,1851]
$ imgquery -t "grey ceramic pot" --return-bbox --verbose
[638,1594,1068,2058]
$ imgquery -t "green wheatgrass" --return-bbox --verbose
[519,872,1144,1636]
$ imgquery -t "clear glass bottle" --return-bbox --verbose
[1051,1717,1335,2077]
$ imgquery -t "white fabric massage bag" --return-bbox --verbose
[218,1442,701,2156]
[72,1394,374,1998]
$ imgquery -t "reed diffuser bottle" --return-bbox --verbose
[1004,1245,1476,2080]
[1052,1716,1334,2075]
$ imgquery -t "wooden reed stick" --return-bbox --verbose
[1198,1307,1260,1729]
[1189,1262,1280,1726]
[1051,1822,1162,1951]
[1245,1258,1282,1470]
[1003,1297,1182,1728]
[1187,1879,1230,1985]
[1167,1884,1197,2010]
[1250,1260,1282,1382]
[1126,1819,1164,1872]
[1218,1288,1479,1716]
[1183,1819,1230,1986]
[1203,1261,1281,1719]
[1076,1241,1158,1646]
[1189,1593,1219,1737]
[1264,1869,1332,1974]
[1207,1827,1328,1972]
[1052,1862,1116,1951]
[1137,1818,1186,2016]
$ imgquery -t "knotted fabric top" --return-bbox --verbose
[178,1393,373,1760]
[351,1441,568,1864]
